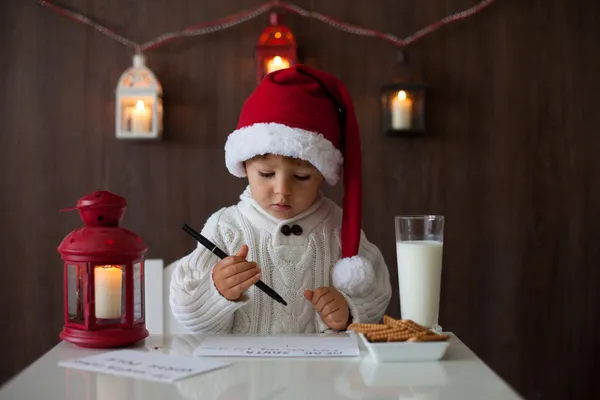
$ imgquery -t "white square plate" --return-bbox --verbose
[357,333,450,363]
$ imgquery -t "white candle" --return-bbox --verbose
[95,266,122,319]
[129,100,151,133]
[391,90,413,129]
[265,56,290,74]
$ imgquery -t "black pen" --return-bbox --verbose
[181,223,288,306]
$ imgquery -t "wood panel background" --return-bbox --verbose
[1,0,599,398]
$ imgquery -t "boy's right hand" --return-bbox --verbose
[212,244,261,301]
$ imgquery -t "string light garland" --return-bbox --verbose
[34,0,499,140]
[37,0,498,52]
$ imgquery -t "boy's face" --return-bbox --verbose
[245,154,325,220]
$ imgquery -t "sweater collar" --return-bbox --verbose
[237,186,336,236]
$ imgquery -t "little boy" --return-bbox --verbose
[170,64,392,333]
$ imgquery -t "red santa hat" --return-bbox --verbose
[224,64,374,297]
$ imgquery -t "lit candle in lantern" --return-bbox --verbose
[391,90,413,129]
[129,100,151,133]
[94,266,122,319]
[265,56,290,74]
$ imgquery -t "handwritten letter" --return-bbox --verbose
[59,350,230,383]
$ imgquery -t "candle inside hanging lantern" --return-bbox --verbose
[57,191,149,348]
[128,100,152,134]
[391,90,413,130]
[265,56,290,75]
[116,54,163,140]
[256,12,297,84]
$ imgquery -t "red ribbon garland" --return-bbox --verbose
[36,0,498,52]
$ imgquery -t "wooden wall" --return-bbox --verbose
[1,0,599,398]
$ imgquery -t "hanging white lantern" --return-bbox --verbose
[115,54,163,140]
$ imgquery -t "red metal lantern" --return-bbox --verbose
[57,191,149,348]
[256,12,297,83]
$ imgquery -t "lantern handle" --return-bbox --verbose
[396,49,409,65]
[269,11,280,25]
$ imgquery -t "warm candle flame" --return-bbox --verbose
[136,100,145,110]
[274,32,282,39]
[397,91,407,101]
[265,56,290,74]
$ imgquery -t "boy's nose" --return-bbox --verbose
[274,177,292,197]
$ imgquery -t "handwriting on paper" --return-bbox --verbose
[211,346,345,356]
[59,350,230,383]
[194,335,360,358]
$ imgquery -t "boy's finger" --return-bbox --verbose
[222,261,257,278]
[314,292,335,312]
[321,302,340,317]
[303,290,313,301]
[214,255,243,270]
[232,271,262,297]
[235,244,249,259]
[223,266,261,289]
[311,287,330,306]
[215,245,249,273]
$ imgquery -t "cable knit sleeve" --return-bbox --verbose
[340,231,392,325]
[169,208,250,333]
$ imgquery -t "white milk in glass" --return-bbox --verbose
[396,240,443,327]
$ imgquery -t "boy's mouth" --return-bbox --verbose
[271,203,291,211]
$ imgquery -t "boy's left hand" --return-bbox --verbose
[304,287,350,331]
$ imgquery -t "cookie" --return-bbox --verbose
[347,323,390,333]
[407,333,451,342]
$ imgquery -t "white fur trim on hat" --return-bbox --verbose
[225,123,343,185]
[332,256,375,297]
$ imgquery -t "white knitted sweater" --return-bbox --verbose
[169,187,392,334]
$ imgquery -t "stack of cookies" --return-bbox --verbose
[347,315,450,343]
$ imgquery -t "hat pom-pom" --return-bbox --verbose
[332,256,375,297]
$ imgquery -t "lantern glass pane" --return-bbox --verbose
[157,99,164,132]
[67,264,84,324]
[93,265,125,323]
[120,96,155,135]
[133,261,143,322]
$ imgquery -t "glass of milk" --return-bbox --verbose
[395,215,444,331]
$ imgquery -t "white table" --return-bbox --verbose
[0,333,522,400]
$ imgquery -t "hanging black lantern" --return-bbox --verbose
[381,51,427,136]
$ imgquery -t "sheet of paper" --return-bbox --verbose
[194,334,360,357]
[59,349,230,383]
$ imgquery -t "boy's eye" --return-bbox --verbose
[294,175,311,181]
[258,171,275,178]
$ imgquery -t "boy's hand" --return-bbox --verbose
[304,287,350,331]
[212,245,261,301]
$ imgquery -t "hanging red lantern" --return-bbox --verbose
[57,191,149,348]
[256,12,297,83]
